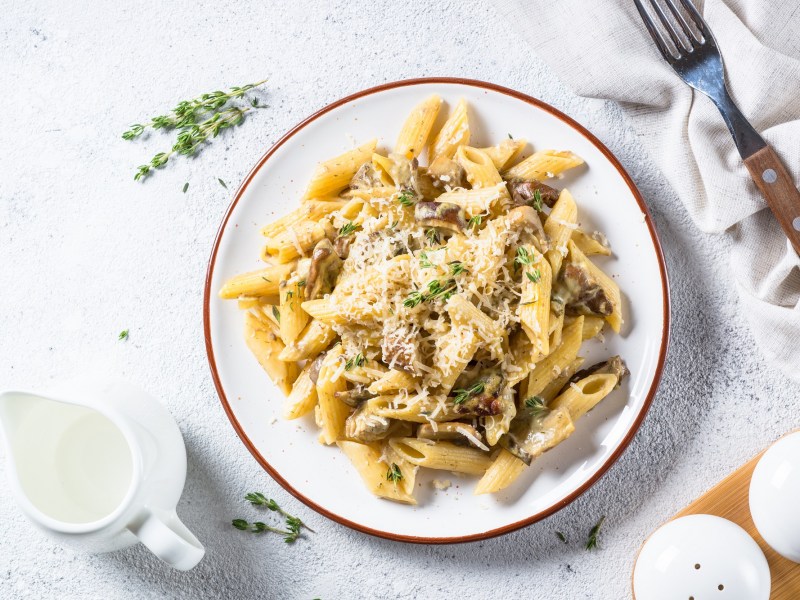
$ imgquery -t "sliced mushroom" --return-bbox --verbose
[304,238,342,300]
[554,261,613,317]
[417,422,489,450]
[427,155,467,190]
[333,235,353,259]
[503,406,575,465]
[508,180,560,209]
[381,324,420,374]
[349,162,383,189]
[454,369,506,416]
[505,205,548,252]
[344,403,392,442]
[568,356,629,388]
[334,385,376,408]
[414,201,467,233]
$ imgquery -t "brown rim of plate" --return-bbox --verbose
[203,77,671,545]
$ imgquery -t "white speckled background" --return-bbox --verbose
[2,1,799,598]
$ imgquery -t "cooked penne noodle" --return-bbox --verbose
[337,441,417,504]
[219,262,295,299]
[566,240,623,332]
[395,95,442,158]
[302,139,377,200]
[474,448,527,495]
[544,189,578,275]
[503,149,584,181]
[539,357,585,403]
[367,369,419,394]
[527,316,584,398]
[429,98,470,161]
[455,146,503,188]
[244,313,298,396]
[264,220,332,263]
[315,345,349,445]
[388,438,493,475]
[277,318,336,361]
[435,183,509,216]
[478,138,527,171]
[283,362,318,420]
[518,246,551,357]
[550,372,618,420]
[278,278,309,346]
[260,200,347,238]
[571,228,611,256]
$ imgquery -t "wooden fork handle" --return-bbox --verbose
[743,145,800,254]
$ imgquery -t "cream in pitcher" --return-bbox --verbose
[0,377,204,570]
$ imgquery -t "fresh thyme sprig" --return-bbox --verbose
[233,491,315,544]
[531,189,544,212]
[515,247,533,267]
[526,269,541,283]
[403,278,457,308]
[345,353,366,371]
[449,261,467,276]
[118,329,129,341]
[453,381,485,405]
[425,228,440,246]
[523,395,548,417]
[339,222,359,237]
[397,190,417,207]
[126,79,266,181]
[386,463,403,484]
[586,516,606,550]
[123,80,267,139]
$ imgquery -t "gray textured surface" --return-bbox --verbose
[1,1,799,599]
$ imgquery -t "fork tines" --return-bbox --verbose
[633,0,712,60]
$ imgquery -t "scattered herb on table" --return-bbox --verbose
[124,79,267,181]
[232,491,314,544]
[556,531,567,544]
[586,516,606,550]
[118,329,129,341]
[182,182,189,193]
[217,177,227,189]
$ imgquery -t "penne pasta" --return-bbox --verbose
[503,149,584,181]
[395,95,442,158]
[315,345,349,444]
[543,189,578,276]
[302,139,377,200]
[474,448,527,495]
[219,262,296,299]
[429,98,470,161]
[550,372,618,420]
[337,440,417,504]
[244,313,298,396]
[283,362,318,420]
[388,438,493,475]
[455,146,503,188]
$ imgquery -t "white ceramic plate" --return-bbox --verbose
[204,79,669,543]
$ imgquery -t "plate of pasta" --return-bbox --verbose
[204,78,669,543]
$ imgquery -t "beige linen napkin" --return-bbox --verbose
[491,0,800,380]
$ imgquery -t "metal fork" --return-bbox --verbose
[634,0,800,253]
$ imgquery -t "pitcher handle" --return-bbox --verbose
[127,508,205,570]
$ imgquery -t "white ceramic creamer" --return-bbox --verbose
[0,378,204,570]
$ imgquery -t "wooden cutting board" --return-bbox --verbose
[638,439,800,598]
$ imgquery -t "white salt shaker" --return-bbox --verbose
[633,514,770,599]
[749,431,800,563]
